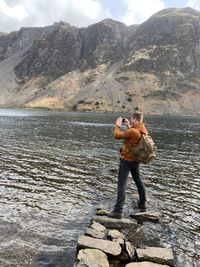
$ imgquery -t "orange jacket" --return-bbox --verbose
[114,122,148,162]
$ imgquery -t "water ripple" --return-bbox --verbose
[0,110,199,267]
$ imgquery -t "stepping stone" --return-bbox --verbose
[86,228,106,239]
[136,247,174,266]
[96,209,110,216]
[96,210,110,216]
[108,229,125,240]
[85,221,107,239]
[90,221,107,232]
[130,211,161,223]
[92,215,137,229]
[75,248,109,267]
[125,262,170,267]
[107,229,125,244]
[77,235,121,256]
[112,237,124,245]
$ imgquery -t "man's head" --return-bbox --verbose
[131,111,143,125]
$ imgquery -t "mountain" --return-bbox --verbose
[0,8,200,115]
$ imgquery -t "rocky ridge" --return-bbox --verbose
[0,8,200,114]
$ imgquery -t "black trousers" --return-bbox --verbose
[114,159,146,213]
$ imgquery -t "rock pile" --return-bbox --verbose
[74,212,174,267]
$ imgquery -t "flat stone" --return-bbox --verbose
[92,215,137,229]
[85,228,106,239]
[90,221,107,233]
[75,248,109,267]
[85,221,107,239]
[136,247,174,266]
[108,229,125,240]
[96,209,110,216]
[77,235,121,256]
[125,262,170,267]
[130,211,161,223]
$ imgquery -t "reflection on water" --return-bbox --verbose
[0,109,199,267]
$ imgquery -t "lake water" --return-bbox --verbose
[0,109,199,267]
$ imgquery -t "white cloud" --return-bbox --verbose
[0,0,28,20]
[186,0,200,10]
[122,0,166,25]
[0,0,107,33]
[70,0,102,19]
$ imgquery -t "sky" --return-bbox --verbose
[0,0,200,33]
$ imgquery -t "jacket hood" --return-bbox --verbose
[132,122,147,134]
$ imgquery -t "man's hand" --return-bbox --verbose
[115,117,123,127]
[123,118,131,129]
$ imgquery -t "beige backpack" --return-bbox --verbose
[125,132,156,164]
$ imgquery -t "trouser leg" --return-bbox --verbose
[114,160,130,213]
[131,164,146,205]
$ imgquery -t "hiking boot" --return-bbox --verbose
[137,200,146,212]
[108,211,122,219]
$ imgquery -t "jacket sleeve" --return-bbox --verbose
[114,126,133,139]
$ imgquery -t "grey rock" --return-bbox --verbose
[85,221,107,239]
[0,27,43,61]
[130,211,161,223]
[81,19,127,68]
[14,23,82,79]
[92,215,138,229]
[90,221,107,233]
[108,229,125,240]
[136,247,174,266]
[112,237,124,245]
[125,241,135,258]
[77,235,121,256]
[75,248,109,267]
[85,228,106,239]
[127,222,169,248]
[107,229,125,245]
[125,262,170,267]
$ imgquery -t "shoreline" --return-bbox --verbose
[0,107,199,118]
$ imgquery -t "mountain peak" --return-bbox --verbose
[151,7,200,18]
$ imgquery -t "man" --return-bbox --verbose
[109,111,148,219]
